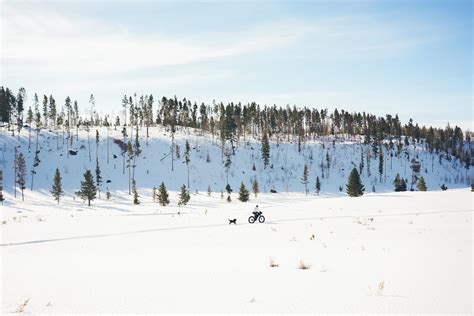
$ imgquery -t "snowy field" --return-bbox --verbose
[1,188,472,314]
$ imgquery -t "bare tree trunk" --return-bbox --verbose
[13,148,17,198]
[107,127,109,164]
[171,131,174,171]
[128,156,131,195]
[88,130,91,162]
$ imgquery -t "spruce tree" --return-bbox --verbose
[178,184,191,206]
[51,167,64,205]
[252,179,259,198]
[157,182,170,206]
[393,173,402,191]
[315,176,321,196]
[346,167,364,197]
[261,132,270,169]
[417,176,427,191]
[301,164,309,195]
[238,182,250,202]
[132,179,139,204]
[400,178,407,191]
[95,157,102,198]
[76,170,96,206]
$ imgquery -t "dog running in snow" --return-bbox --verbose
[228,218,237,225]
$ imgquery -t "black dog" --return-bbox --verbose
[228,218,237,225]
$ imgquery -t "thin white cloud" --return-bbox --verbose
[1,3,311,76]
[1,2,439,78]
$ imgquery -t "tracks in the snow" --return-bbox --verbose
[1,209,472,247]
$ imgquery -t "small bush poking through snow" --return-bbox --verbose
[15,298,30,313]
[298,260,311,270]
[269,257,279,268]
[378,281,385,295]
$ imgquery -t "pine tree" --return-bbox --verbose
[225,184,232,202]
[301,164,309,195]
[238,182,250,202]
[400,178,407,191]
[207,185,212,197]
[95,129,100,161]
[378,145,384,182]
[315,176,321,196]
[0,170,4,205]
[132,179,139,204]
[224,148,232,185]
[127,141,133,195]
[366,148,371,177]
[76,170,97,206]
[261,132,270,169]
[225,184,232,195]
[359,148,364,174]
[178,184,191,206]
[393,173,407,192]
[42,95,48,126]
[252,179,259,198]
[417,176,427,191]
[157,182,170,206]
[372,140,378,157]
[16,152,26,201]
[27,106,33,149]
[184,140,191,188]
[326,151,330,170]
[410,159,421,190]
[95,157,102,198]
[393,173,402,191]
[346,167,364,197]
[51,168,64,204]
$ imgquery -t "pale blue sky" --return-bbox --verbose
[1,0,472,129]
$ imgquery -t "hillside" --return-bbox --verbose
[0,125,471,203]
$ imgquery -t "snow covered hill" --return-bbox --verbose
[0,125,471,203]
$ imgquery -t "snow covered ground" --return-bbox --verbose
[1,188,472,314]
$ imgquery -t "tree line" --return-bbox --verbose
[1,86,471,163]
